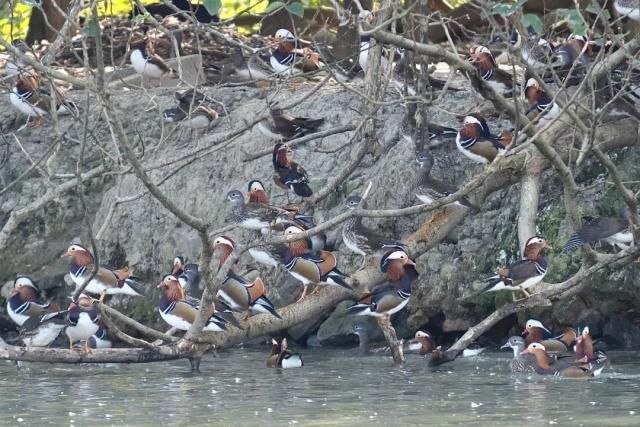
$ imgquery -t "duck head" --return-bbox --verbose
[226,190,245,206]
[409,330,434,354]
[247,180,269,204]
[273,28,296,52]
[500,335,526,356]
[213,235,236,267]
[522,319,551,344]
[157,274,184,301]
[380,249,417,281]
[284,225,311,256]
[172,256,186,275]
[415,150,434,173]
[61,244,94,266]
[11,275,40,300]
[522,236,552,260]
[344,195,366,210]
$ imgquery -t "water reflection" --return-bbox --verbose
[0,350,638,425]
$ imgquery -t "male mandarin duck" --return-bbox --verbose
[564,208,634,252]
[407,331,435,356]
[248,241,291,269]
[574,326,609,368]
[266,337,304,368]
[19,310,67,347]
[247,180,270,204]
[62,244,146,301]
[87,325,113,349]
[130,29,176,79]
[484,236,552,299]
[467,45,516,97]
[456,114,509,164]
[257,107,324,141]
[246,180,316,231]
[346,249,418,318]
[552,34,591,70]
[7,276,54,326]
[157,274,227,332]
[10,73,78,127]
[521,343,606,377]
[172,255,201,300]
[283,225,352,300]
[615,0,640,21]
[341,196,406,269]
[65,293,100,350]
[415,150,478,210]
[524,78,560,128]
[522,319,577,352]
[270,28,320,75]
[272,143,313,199]
[213,236,281,318]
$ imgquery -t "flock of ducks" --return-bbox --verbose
[2,3,639,371]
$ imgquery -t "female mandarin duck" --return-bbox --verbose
[157,274,228,332]
[521,343,606,377]
[213,236,281,319]
[283,225,352,300]
[346,248,418,318]
[7,275,55,326]
[266,337,303,368]
[65,293,100,350]
[62,244,145,301]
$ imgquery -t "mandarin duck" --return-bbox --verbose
[157,274,227,332]
[247,180,270,204]
[521,343,606,377]
[484,236,552,299]
[415,150,478,210]
[248,241,291,269]
[65,293,100,350]
[246,180,316,230]
[258,108,325,141]
[615,0,639,21]
[501,335,536,373]
[522,319,577,353]
[467,45,516,97]
[574,326,609,368]
[62,244,146,301]
[172,256,201,300]
[87,325,113,349]
[283,225,352,300]
[564,208,634,252]
[213,236,281,318]
[130,30,176,79]
[225,189,289,232]
[407,331,435,356]
[7,276,54,327]
[10,73,78,127]
[341,196,405,269]
[456,114,508,164]
[266,337,304,368]
[270,28,320,75]
[19,310,67,347]
[524,78,561,128]
[357,10,400,75]
[272,143,313,199]
[346,249,417,318]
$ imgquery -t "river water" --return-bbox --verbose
[1,348,638,426]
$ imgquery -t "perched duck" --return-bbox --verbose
[283,225,352,300]
[213,236,281,318]
[225,189,288,231]
[87,325,113,349]
[157,274,227,332]
[174,88,207,108]
[130,40,175,79]
[357,10,398,75]
[7,276,53,327]
[10,73,77,126]
[522,37,555,73]
[62,244,145,300]
[551,34,591,84]
[19,310,67,347]
[521,343,606,377]
[180,104,219,129]
[342,196,405,268]
[615,0,640,21]
[346,249,418,317]
[248,241,291,269]
[266,337,304,368]
[259,108,325,141]
[456,114,508,164]
[524,78,561,128]
[65,294,100,350]
[272,142,313,199]
[564,209,633,252]
[467,45,516,97]
[172,256,201,300]
[162,106,187,123]
[522,319,577,352]
[270,29,319,75]
[247,180,270,204]
[484,236,552,298]
[415,150,478,210]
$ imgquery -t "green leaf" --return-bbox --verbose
[202,0,221,16]
[264,1,286,14]
[84,17,100,38]
[490,0,527,16]
[285,1,304,18]
[522,14,543,35]
[566,9,587,35]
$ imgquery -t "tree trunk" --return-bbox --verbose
[26,0,72,44]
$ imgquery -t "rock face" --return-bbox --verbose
[1,77,639,348]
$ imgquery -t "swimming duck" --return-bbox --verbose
[407,331,435,355]
[157,274,227,332]
[501,335,536,373]
[62,244,146,301]
[65,293,100,350]
[266,337,304,368]
[574,327,609,370]
[522,319,577,353]
[521,343,606,377]
[213,236,281,319]
[6,276,54,327]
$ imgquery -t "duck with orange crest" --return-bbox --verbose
[521,343,607,377]
[456,114,510,164]
[522,319,577,353]
[65,293,100,351]
[266,337,303,368]
[7,276,57,327]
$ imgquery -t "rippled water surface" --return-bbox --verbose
[1,349,639,426]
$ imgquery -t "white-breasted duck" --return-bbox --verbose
[213,236,281,319]
[62,244,146,301]
[615,0,640,21]
[19,310,67,347]
[65,293,100,351]
[521,342,606,377]
[564,208,634,252]
[484,236,552,299]
[130,27,176,79]
[524,78,561,128]
[7,276,54,327]
[10,73,77,127]
[270,28,320,75]
[283,225,352,300]
[87,325,113,349]
[157,274,228,332]
[272,142,313,200]
[341,196,405,269]
[467,45,516,97]
[266,337,304,368]
[456,114,509,164]
[415,149,478,210]
[346,249,418,317]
